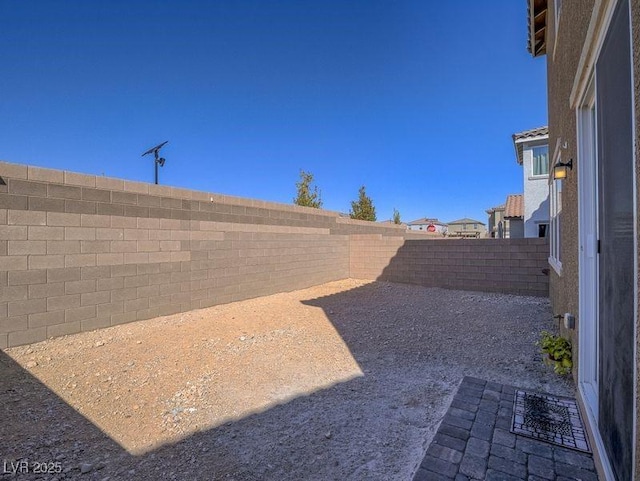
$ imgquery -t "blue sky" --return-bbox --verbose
[1,1,547,224]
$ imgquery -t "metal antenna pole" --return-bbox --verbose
[142,141,168,186]
[155,155,159,185]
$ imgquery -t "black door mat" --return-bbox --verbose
[511,390,591,453]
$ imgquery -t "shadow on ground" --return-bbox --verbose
[1,281,571,480]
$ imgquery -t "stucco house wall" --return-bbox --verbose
[486,209,500,237]
[446,219,487,237]
[406,218,448,234]
[508,219,525,239]
[522,142,550,237]
[546,0,592,367]
[407,223,447,234]
[542,0,639,479]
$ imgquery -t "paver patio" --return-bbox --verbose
[414,377,598,481]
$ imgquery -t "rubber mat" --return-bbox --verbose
[511,390,591,452]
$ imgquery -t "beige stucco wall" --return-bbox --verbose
[447,222,487,235]
[549,0,639,476]
[508,218,524,239]
[546,0,595,371]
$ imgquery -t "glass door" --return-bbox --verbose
[595,1,633,479]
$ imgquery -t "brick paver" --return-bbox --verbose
[413,377,599,481]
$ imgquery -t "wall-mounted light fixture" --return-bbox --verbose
[553,158,573,180]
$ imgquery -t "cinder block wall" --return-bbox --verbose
[0,161,416,348]
[350,235,549,296]
[0,161,549,347]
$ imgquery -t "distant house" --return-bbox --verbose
[512,126,550,237]
[486,204,505,238]
[406,217,447,235]
[504,194,524,238]
[446,218,486,238]
[486,194,524,239]
[377,219,407,228]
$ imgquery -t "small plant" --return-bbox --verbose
[537,331,573,375]
[392,208,401,225]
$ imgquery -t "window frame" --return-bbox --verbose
[538,223,549,238]
[532,144,550,177]
[549,145,563,274]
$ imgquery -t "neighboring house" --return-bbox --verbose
[486,194,524,238]
[406,217,448,234]
[503,194,524,238]
[527,1,639,479]
[512,126,550,237]
[446,218,486,238]
[486,204,505,238]
[377,219,408,228]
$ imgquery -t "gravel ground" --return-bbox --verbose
[1,279,572,481]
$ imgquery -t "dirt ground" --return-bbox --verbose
[1,279,572,480]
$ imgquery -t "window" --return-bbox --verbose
[532,145,549,176]
[549,178,562,272]
[538,223,548,238]
[473,223,478,229]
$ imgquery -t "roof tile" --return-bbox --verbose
[513,126,548,164]
[504,194,524,218]
[512,126,548,141]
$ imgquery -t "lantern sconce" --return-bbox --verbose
[553,158,573,180]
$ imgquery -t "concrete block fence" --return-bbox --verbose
[350,235,549,297]
[0,161,549,347]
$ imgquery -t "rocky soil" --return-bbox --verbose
[1,279,572,480]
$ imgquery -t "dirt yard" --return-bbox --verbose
[1,279,572,480]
